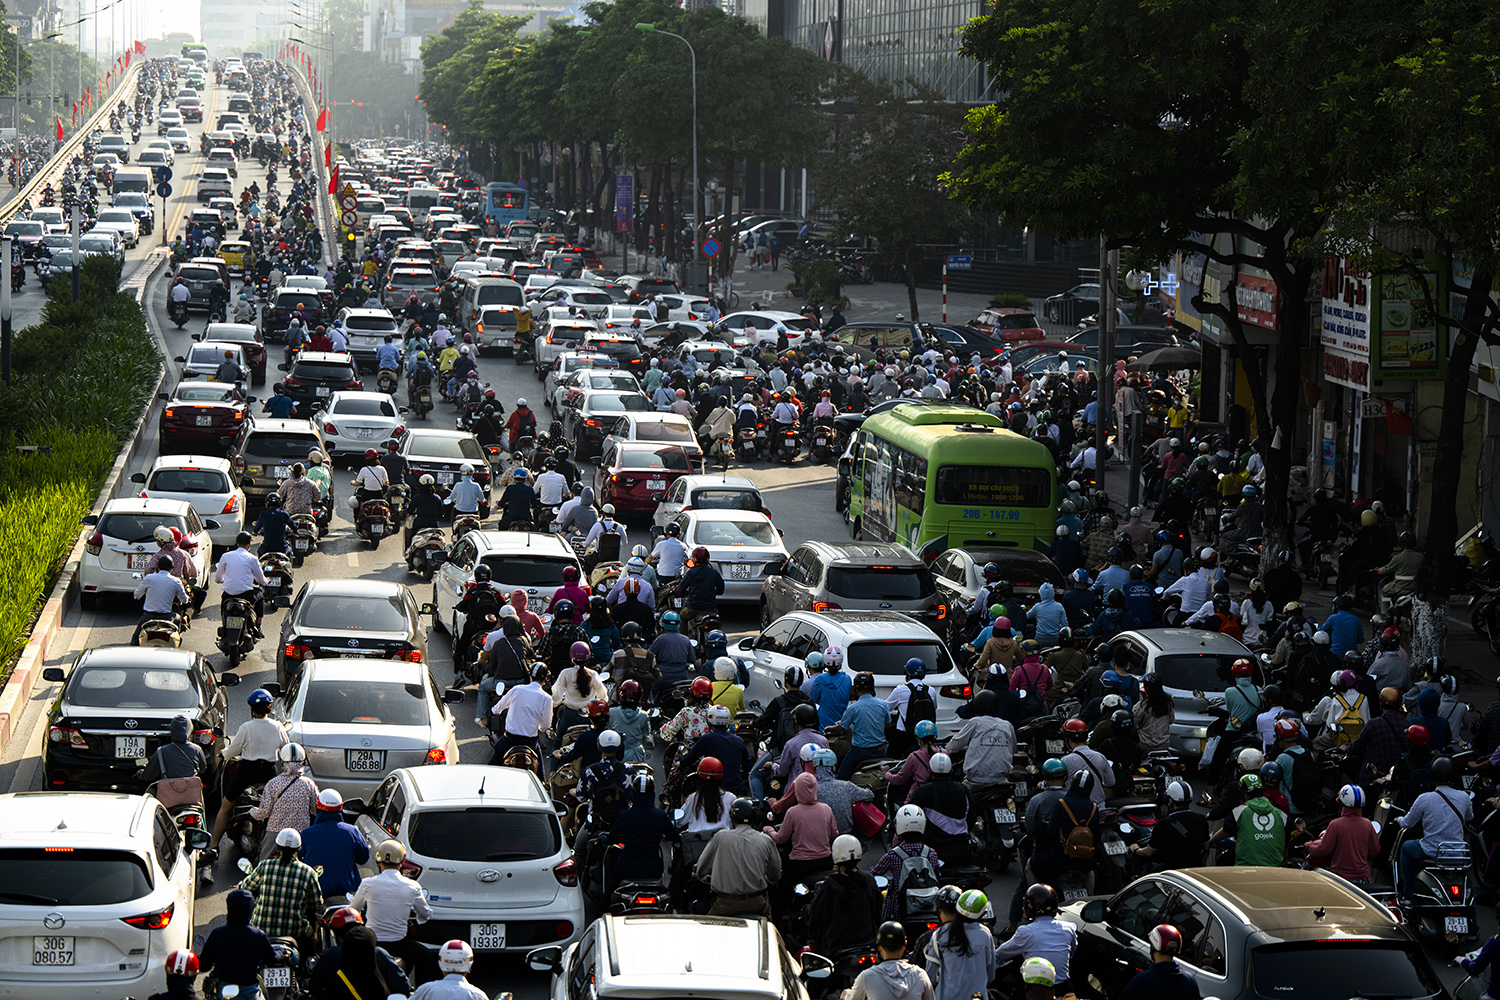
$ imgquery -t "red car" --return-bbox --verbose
[158,380,251,453]
[968,307,1048,344]
[595,442,695,512]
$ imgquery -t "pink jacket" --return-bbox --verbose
[1010,655,1053,697]
[883,747,932,804]
[549,583,590,612]
[765,772,837,860]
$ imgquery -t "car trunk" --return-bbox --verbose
[166,402,239,434]
[55,708,201,767]
[406,808,563,910]
[613,467,686,500]
[0,867,155,984]
[299,723,434,782]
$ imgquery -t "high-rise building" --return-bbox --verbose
[200,0,281,55]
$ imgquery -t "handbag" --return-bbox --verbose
[153,745,204,807]
[852,800,886,838]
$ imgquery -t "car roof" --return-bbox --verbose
[327,390,396,405]
[600,914,784,995]
[797,540,921,566]
[777,609,939,637]
[402,764,549,806]
[0,792,153,843]
[205,323,257,338]
[676,474,758,491]
[1166,867,1403,938]
[151,454,234,472]
[1119,628,1254,655]
[301,578,408,599]
[341,307,396,318]
[471,531,576,558]
[247,417,320,433]
[102,496,195,516]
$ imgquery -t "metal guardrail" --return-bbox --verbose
[282,63,337,259]
[0,62,144,228]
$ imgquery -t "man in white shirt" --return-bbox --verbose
[215,531,268,631]
[132,555,189,644]
[535,464,569,507]
[352,839,432,975]
[487,663,554,764]
[328,324,347,353]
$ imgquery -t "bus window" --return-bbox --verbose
[934,465,1052,507]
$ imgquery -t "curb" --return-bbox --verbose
[0,249,172,752]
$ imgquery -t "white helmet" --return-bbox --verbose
[278,742,306,763]
[895,803,927,837]
[1164,779,1191,804]
[832,834,862,864]
[459,463,474,476]
[822,645,845,668]
[707,705,731,727]
[1313,630,1331,646]
[713,656,737,681]
[1237,748,1264,771]
[597,729,621,750]
[437,939,474,974]
[275,827,302,849]
[929,751,952,775]
[517,398,527,407]
[1101,693,1124,711]
[153,525,174,545]
[1338,784,1365,809]
[498,605,519,620]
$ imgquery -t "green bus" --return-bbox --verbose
[846,403,1056,557]
[181,42,208,65]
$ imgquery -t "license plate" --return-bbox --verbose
[263,966,292,988]
[315,386,330,396]
[783,439,795,449]
[470,922,505,950]
[274,465,291,478]
[225,616,245,629]
[295,539,309,550]
[1104,838,1127,856]
[646,479,667,490]
[266,575,281,586]
[370,523,383,536]
[1045,738,1065,755]
[356,427,379,438]
[32,937,73,966]
[1464,774,1478,789]
[127,552,153,570]
[437,472,454,485]
[346,749,385,772]
[1447,916,1470,934]
[815,436,827,446]
[115,736,146,759]
[1013,782,1028,797]
[731,563,752,580]
[196,415,213,426]
[993,808,1015,824]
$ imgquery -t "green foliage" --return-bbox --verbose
[990,293,1032,309]
[791,260,845,306]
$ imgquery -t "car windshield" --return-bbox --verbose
[476,284,524,307]
[409,808,559,861]
[176,385,236,403]
[69,666,197,708]
[1152,653,1251,692]
[992,312,1041,329]
[98,513,182,543]
[689,489,762,511]
[849,640,952,676]
[245,433,320,460]
[826,566,935,600]
[0,849,152,905]
[407,434,483,461]
[619,449,691,472]
[632,419,694,443]
[693,518,776,546]
[302,680,428,726]
[149,468,230,493]
[1250,943,1439,1000]
[332,398,397,417]
[589,393,650,414]
[300,593,409,631]
[6,222,41,235]
[934,465,1053,507]
[179,267,219,282]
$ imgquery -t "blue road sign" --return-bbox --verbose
[945,255,972,270]
[153,166,172,183]
[156,183,171,198]
[702,237,720,257]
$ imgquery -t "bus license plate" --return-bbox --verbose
[32,937,73,966]
[470,923,505,949]
[263,967,292,988]
[115,736,146,759]
[346,750,385,771]
[1447,916,1470,934]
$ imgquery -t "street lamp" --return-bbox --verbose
[635,21,697,291]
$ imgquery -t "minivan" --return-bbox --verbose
[457,276,526,333]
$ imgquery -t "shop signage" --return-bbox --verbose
[1234,274,1279,329]
[1323,349,1371,392]
[1320,257,1371,356]
[1376,272,1439,375]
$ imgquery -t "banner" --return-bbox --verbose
[615,175,633,232]
[54,116,62,140]
[134,39,145,55]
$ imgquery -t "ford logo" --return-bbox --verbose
[43,914,64,930]
[476,869,500,883]
[123,719,138,729]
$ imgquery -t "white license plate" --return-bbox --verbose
[295,539,309,550]
[1447,916,1470,934]
[315,386,330,396]
[1045,739,1066,755]
[993,808,1015,824]
[731,563,752,580]
[346,749,385,772]
[471,922,506,950]
[815,436,827,446]
[370,523,383,536]
[646,479,667,490]
[196,415,213,426]
[355,427,379,438]
[437,472,454,485]
[783,439,795,449]
[225,615,246,629]
[127,552,153,570]
[262,966,292,988]
[1013,782,1028,797]
[1104,838,1127,856]
[32,937,73,966]
[1464,774,1478,789]
[274,465,291,478]
[115,736,146,759]
[265,575,281,586]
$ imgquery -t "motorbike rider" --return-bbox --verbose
[505,396,539,451]
[238,826,323,959]
[847,922,936,1000]
[682,704,750,794]
[806,834,882,955]
[679,546,725,633]
[574,729,631,851]
[141,714,209,788]
[1395,755,1471,900]
[168,275,191,318]
[453,564,504,679]
[351,447,390,505]
[130,554,189,645]
[252,492,293,557]
[403,474,445,552]
[491,465,536,529]
[298,788,369,902]
[1116,925,1200,1000]
[196,889,279,1000]
[603,771,672,896]
[1129,779,1207,872]
[408,940,488,1000]
[215,529,268,636]
[352,839,434,983]
[486,661,554,761]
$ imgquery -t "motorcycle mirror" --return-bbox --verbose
[1120,822,1132,834]
[236,857,253,874]
[223,987,241,1000]
[1371,821,1381,835]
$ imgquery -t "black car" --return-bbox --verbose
[274,579,435,690]
[616,273,681,303]
[262,287,331,340]
[173,262,225,310]
[276,351,363,412]
[41,647,236,804]
[1066,324,1179,353]
[396,428,493,497]
[925,323,1007,357]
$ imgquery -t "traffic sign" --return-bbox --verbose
[702,237,719,257]
[340,209,357,227]
[945,255,972,270]
[339,192,357,212]
[339,182,355,202]
[152,166,172,183]
[156,183,172,198]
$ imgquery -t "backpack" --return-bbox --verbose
[905,682,937,732]
[1059,800,1097,859]
[1283,746,1319,814]
[1331,693,1366,746]
[590,779,628,829]
[771,697,805,752]
[894,846,939,919]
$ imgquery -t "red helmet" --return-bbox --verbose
[1062,718,1087,736]
[364,448,379,461]
[1273,718,1300,741]
[1382,626,1401,639]
[692,546,711,564]
[569,640,591,662]
[690,677,713,699]
[168,526,184,545]
[166,949,199,976]
[1231,658,1254,678]
[697,756,724,778]
[328,907,363,930]
[619,679,641,701]
[1407,723,1431,747]
[586,699,610,719]
[1149,924,1182,955]
[563,566,580,581]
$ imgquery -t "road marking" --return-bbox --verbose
[347,552,359,568]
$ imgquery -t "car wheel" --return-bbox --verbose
[79,590,98,611]
[851,517,863,541]
[760,600,772,629]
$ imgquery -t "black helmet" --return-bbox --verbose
[1094,641,1113,662]
[730,797,760,824]
[972,688,1001,717]
[792,703,819,728]
[384,438,398,452]
[1213,593,1231,610]
[1399,531,1417,548]
[553,598,575,619]
[1333,594,1353,611]
[666,522,681,537]
[993,579,1013,599]
[1431,756,1457,783]
[1129,564,1145,580]
[588,594,607,616]
[1107,546,1123,563]
[784,665,806,689]
[1024,883,1059,918]
[982,561,1001,582]
[264,492,282,508]
[934,885,962,912]
[1106,588,1125,609]
[1111,708,1133,730]
[620,621,641,640]
[473,564,492,583]
[876,921,906,952]
[553,445,569,458]
[1262,684,1283,703]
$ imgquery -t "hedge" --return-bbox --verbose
[0,255,162,680]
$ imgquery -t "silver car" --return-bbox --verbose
[1108,628,1259,757]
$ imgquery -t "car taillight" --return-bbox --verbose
[284,643,314,660]
[221,496,240,514]
[399,859,423,879]
[393,649,423,662]
[553,857,578,886]
[85,531,103,556]
[49,725,88,748]
[344,381,363,390]
[941,684,972,699]
[584,419,601,427]
[162,407,175,419]
[121,902,174,929]
[193,728,215,746]
[233,455,246,473]
[811,601,841,613]
[425,746,446,763]
[393,425,405,437]
[234,410,245,421]
[284,376,302,387]
[323,422,339,435]
[935,603,947,620]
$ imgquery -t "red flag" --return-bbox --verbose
[125,51,131,67]
[328,164,339,196]
[316,107,327,131]
[134,39,144,55]
[324,143,332,168]
[55,116,63,140]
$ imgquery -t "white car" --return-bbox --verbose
[551,363,639,413]
[128,456,244,547]
[321,391,407,458]
[0,792,203,1000]
[605,412,704,467]
[719,310,818,348]
[144,138,174,163]
[178,341,248,382]
[529,284,614,318]
[336,306,402,369]
[599,303,653,335]
[544,351,620,410]
[521,272,562,298]
[135,148,171,171]
[650,474,765,531]
[433,531,581,641]
[662,509,788,602]
[654,293,712,322]
[351,766,584,955]
[91,153,120,171]
[93,208,141,248]
[164,127,190,152]
[78,498,216,609]
[276,658,460,799]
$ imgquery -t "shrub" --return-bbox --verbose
[989,292,1032,308]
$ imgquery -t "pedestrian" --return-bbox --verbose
[769,234,781,271]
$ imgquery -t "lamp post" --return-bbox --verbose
[635,21,697,292]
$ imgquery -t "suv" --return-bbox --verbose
[433,531,581,641]
[351,765,583,955]
[762,541,945,628]
[1065,867,1445,1000]
[1107,628,1259,758]
[738,610,971,737]
[0,793,205,1000]
[196,167,232,202]
[276,351,362,412]
[336,306,402,369]
[262,286,330,338]
[97,133,130,163]
[227,417,329,509]
[615,273,681,303]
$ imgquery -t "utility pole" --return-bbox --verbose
[1094,236,1117,487]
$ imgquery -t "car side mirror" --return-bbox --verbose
[157,391,170,401]
[737,636,754,651]
[444,688,465,704]
[277,363,289,371]
[220,671,241,687]
[652,493,665,502]
[428,552,447,565]
[421,602,438,616]
[1080,899,1106,923]
[526,946,562,974]
[800,952,834,981]
[192,331,203,342]
[81,514,99,526]
[130,472,146,484]
[262,681,282,700]
[173,355,186,363]
[184,827,211,852]
[246,396,258,403]
[42,667,66,683]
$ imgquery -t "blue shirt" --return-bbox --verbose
[1124,580,1155,625]
[1320,610,1364,658]
[1083,400,1098,424]
[298,811,369,895]
[263,394,295,418]
[375,343,401,370]
[448,478,486,514]
[840,693,892,749]
[811,671,852,729]
[1118,960,1200,1000]
[1093,565,1130,595]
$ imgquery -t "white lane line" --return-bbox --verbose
[347,552,359,568]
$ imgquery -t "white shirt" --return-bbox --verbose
[224,716,286,762]
[535,470,568,505]
[354,464,389,491]
[351,868,432,944]
[215,546,267,594]
[493,681,553,736]
[134,570,188,614]
[411,973,488,1000]
[652,537,688,576]
[329,328,347,352]
[584,519,627,550]
[680,789,736,834]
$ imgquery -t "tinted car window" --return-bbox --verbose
[1153,653,1245,691]
[332,398,397,417]
[1250,944,1439,1000]
[993,312,1041,329]
[407,434,484,461]
[408,809,559,861]
[478,556,576,586]
[689,489,762,511]
[587,341,642,361]
[149,468,231,493]
[826,566,935,600]
[0,849,152,904]
[98,513,182,542]
[475,284,524,307]
[291,361,355,379]
[244,433,320,459]
[69,666,197,708]
[177,385,237,403]
[300,593,408,631]
[344,315,398,331]
[178,267,219,282]
[587,394,650,413]
[303,680,428,726]
[619,449,691,472]
[692,518,777,546]
[848,640,951,676]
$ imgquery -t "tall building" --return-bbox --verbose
[200,0,281,55]
[364,0,576,61]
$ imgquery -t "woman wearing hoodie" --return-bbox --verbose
[883,720,938,805]
[765,771,838,919]
[1011,641,1054,710]
[251,743,319,860]
[549,565,591,613]
[974,617,1021,679]
[1028,583,1068,645]
[608,681,653,763]
[771,745,874,834]
[1305,784,1381,885]
[510,589,545,645]
[141,715,209,787]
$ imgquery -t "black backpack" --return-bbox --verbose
[1283,746,1319,814]
[771,696,807,752]
[906,682,937,731]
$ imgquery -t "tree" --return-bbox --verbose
[418,2,527,134]
[812,70,971,320]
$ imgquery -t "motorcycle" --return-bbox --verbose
[376,365,399,394]
[410,383,434,420]
[1389,830,1479,952]
[737,424,759,460]
[514,331,534,364]
[289,511,319,565]
[216,593,258,669]
[137,611,186,648]
[969,782,1021,872]
[407,526,447,579]
[809,420,835,464]
[601,843,671,916]
[10,263,23,292]
[169,298,189,328]
[386,483,409,526]
[453,511,483,539]
[347,494,392,545]
[777,425,800,463]
[259,551,294,607]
